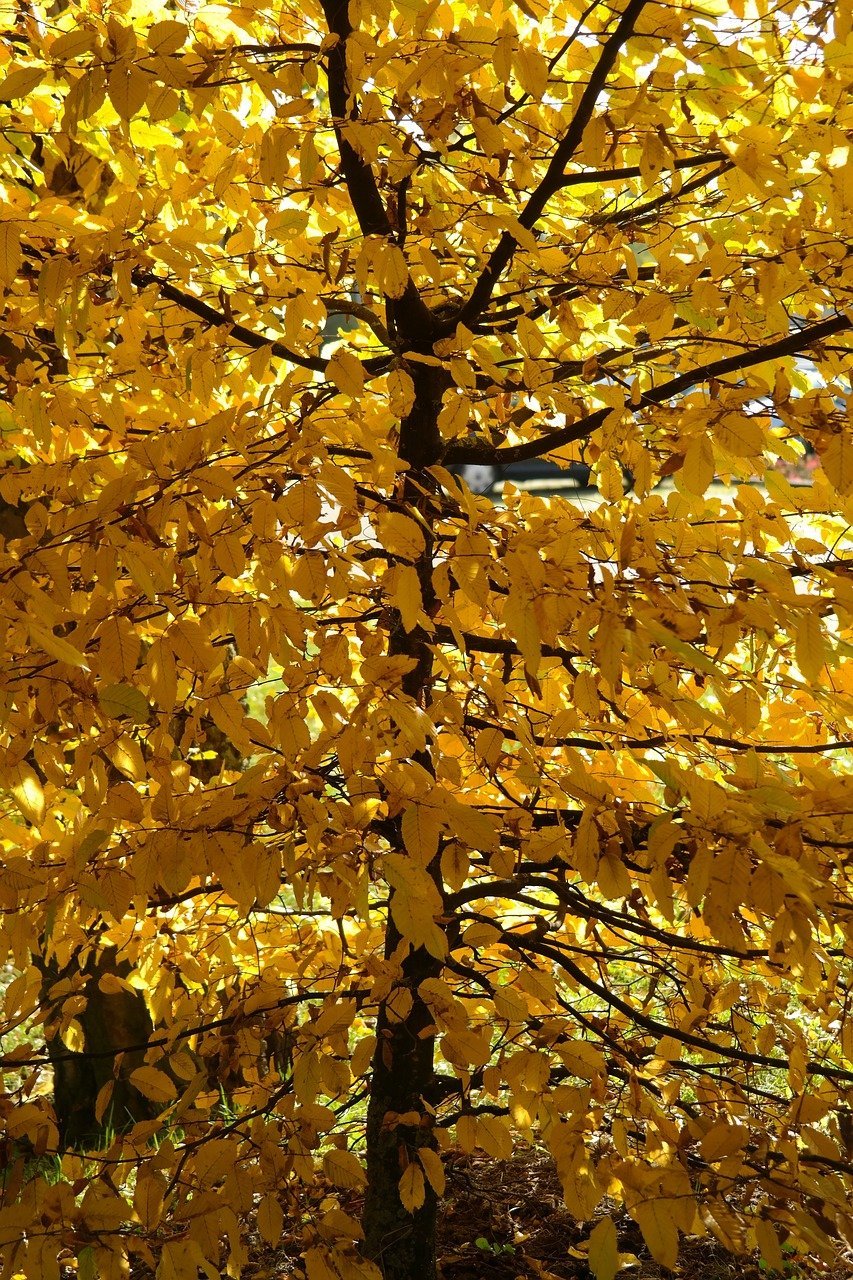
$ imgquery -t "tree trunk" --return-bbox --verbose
[361,367,446,1279]
[361,925,442,1280]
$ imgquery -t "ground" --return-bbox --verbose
[213,1148,848,1280]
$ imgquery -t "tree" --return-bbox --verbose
[1,0,852,1277]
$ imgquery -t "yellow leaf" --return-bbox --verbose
[377,242,409,299]
[700,1121,747,1161]
[0,65,45,101]
[147,19,188,52]
[559,1040,606,1081]
[582,116,607,166]
[640,132,669,186]
[514,44,549,97]
[445,801,498,853]
[596,458,623,503]
[303,1248,340,1280]
[402,804,442,865]
[129,1066,178,1105]
[328,350,365,399]
[388,562,424,633]
[795,611,826,683]
[437,393,470,439]
[49,29,95,58]
[157,1240,216,1280]
[587,1216,618,1280]
[207,693,253,756]
[417,1148,446,1198]
[96,616,141,680]
[279,482,322,532]
[300,132,321,184]
[385,854,447,957]
[260,127,295,186]
[472,115,506,157]
[388,368,416,417]
[8,762,45,826]
[134,1171,167,1230]
[477,1114,513,1159]
[376,511,425,560]
[108,64,149,119]
[145,639,177,712]
[475,726,503,768]
[713,413,764,458]
[493,984,527,1023]
[681,435,715,495]
[97,973,131,995]
[99,682,150,724]
[108,735,147,782]
[94,1079,114,1125]
[213,532,246,579]
[572,671,599,718]
[503,591,541,672]
[634,1200,678,1270]
[257,1193,283,1246]
[440,841,469,892]
[399,1162,425,1213]
[754,1218,785,1273]
[0,222,22,288]
[456,1114,477,1153]
[29,622,89,669]
[323,1148,366,1189]
[821,434,853,495]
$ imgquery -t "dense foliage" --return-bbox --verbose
[1,0,853,1277]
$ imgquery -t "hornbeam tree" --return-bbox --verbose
[1,0,853,1277]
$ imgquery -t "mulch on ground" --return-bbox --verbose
[436,1149,765,1280]
[233,1146,845,1280]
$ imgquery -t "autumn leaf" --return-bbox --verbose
[323,1150,367,1190]
[587,1216,619,1280]
[129,1067,178,1105]
[399,1163,426,1213]
[634,1201,679,1270]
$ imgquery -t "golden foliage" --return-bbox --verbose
[1,0,852,1276]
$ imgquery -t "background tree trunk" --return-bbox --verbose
[39,947,156,1147]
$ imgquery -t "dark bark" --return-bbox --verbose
[361,910,442,1280]
[314,7,449,1267]
[361,372,445,1280]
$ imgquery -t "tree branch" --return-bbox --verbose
[464,711,853,756]
[446,311,853,464]
[135,270,327,371]
[504,929,853,1083]
[318,2,391,240]
[450,0,650,333]
[558,150,727,190]
[319,0,433,341]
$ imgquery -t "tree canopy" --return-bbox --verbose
[1,0,853,1277]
